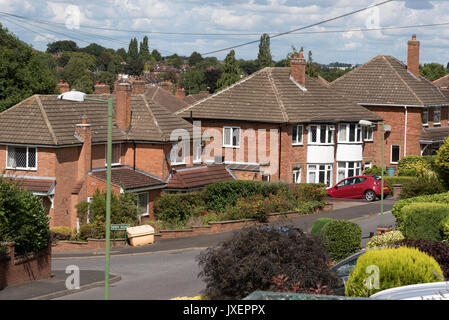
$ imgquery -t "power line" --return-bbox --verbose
[200,0,396,55]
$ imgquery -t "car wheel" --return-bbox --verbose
[364,190,376,202]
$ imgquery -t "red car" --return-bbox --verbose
[327,175,389,201]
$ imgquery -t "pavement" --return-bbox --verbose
[0,197,397,300]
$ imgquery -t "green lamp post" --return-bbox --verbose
[59,90,113,300]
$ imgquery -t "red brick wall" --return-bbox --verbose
[426,106,449,128]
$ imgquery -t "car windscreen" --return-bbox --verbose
[373,176,382,180]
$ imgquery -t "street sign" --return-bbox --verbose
[111,224,130,231]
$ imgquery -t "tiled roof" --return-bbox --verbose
[166,164,235,189]
[420,127,449,143]
[433,74,449,88]
[330,55,449,107]
[182,93,210,105]
[0,93,192,146]
[4,176,55,194]
[89,166,166,190]
[144,86,188,113]
[175,67,381,123]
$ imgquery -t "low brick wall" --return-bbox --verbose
[0,241,52,290]
[53,203,333,250]
[392,184,402,199]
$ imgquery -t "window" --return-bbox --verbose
[391,145,400,164]
[307,164,333,187]
[434,107,441,125]
[292,167,301,184]
[338,123,362,143]
[6,146,37,170]
[262,174,270,182]
[422,108,428,125]
[223,126,240,147]
[308,125,334,145]
[105,143,121,166]
[363,126,373,141]
[193,141,202,163]
[292,125,303,145]
[137,192,149,216]
[364,162,372,170]
[170,141,186,165]
[337,162,362,181]
[87,197,93,223]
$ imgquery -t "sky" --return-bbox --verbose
[1,0,449,65]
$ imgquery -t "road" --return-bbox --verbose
[53,199,396,300]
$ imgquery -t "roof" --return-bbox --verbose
[420,127,449,143]
[0,93,192,146]
[89,166,166,191]
[330,55,449,107]
[3,176,55,194]
[182,93,210,105]
[166,164,235,190]
[144,86,189,113]
[175,67,381,123]
[433,74,449,88]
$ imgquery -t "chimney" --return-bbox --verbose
[290,51,306,87]
[57,80,70,94]
[175,87,186,99]
[75,115,92,197]
[116,81,132,132]
[407,34,420,77]
[94,81,110,94]
[132,80,146,94]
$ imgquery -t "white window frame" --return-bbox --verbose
[292,124,303,145]
[308,124,334,145]
[262,173,270,182]
[364,162,372,170]
[434,107,441,125]
[193,140,202,164]
[6,145,37,170]
[171,141,186,165]
[87,197,93,223]
[307,164,333,187]
[292,167,301,184]
[363,126,374,142]
[338,123,362,143]
[105,143,121,166]
[422,108,428,126]
[137,192,149,217]
[337,161,362,182]
[223,126,240,148]
[391,145,401,164]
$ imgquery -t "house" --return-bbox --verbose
[175,52,382,187]
[0,79,199,229]
[329,35,449,163]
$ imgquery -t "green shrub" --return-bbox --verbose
[440,217,449,243]
[310,218,334,235]
[392,192,449,230]
[345,247,444,297]
[399,176,445,199]
[363,165,386,176]
[154,191,206,224]
[365,231,404,248]
[79,222,105,240]
[50,226,72,242]
[321,220,362,262]
[0,177,50,255]
[402,202,449,241]
[197,225,341,299]
[397,155,436,177]
[289,183,327,202]
[434,137,449,189]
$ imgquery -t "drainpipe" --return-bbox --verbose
[404,106,408,157]
[133,142,136,170]
[278,124,282,181]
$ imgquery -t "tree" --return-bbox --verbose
[139,36,151,63]
[151,49,162,62]
[238,59,259,75]
[116,47,128,61]
[420,63,448,82]
[216,50,241,91]
[46,40,78,53]
[434,137,449,190]
[306,50,320,77]
[256,33,273,69]
[79,43,106,57]
[167,54,184,69]
[203,66,223,93]
[188,51,203,67]
[0,23,57,111]
[72,74,94,94]
[177,69,207,95]
[126,37,143,75]
[95,71,115,92]
[61,54,96,87]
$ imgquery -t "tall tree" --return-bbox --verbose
[0,24,57,111]
[216,50,241,91]
[177,69,207,95]
[127,38,143,75]
[139,36,151,63]
[46,40,78,53]
[257,33,273,69]
[151,49,162,62]
[188,51,203,67]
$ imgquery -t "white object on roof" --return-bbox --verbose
[58,90,86,102]
[370,282,449,300]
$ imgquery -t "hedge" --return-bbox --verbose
[401,202,449,241]
[397,155,435,177]
[154,191,206,224]
[365,231,404,248]
[345,247,444,297]
[321,220,362,262]
[310,218,334,235]
[392,192,449,230]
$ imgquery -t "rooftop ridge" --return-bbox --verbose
[34,95,59,145]
[330,54,383,85]
[141,94,165,140]
[267,68,289,122]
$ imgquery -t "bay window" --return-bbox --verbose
[338,123,362,143]
[307,164,332,187]
[363,126,373,141]
[308,124,334,145]
[337,161,362,181]
[6,146,37,170]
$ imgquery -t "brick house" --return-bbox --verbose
[0,79,198,229]
[329,35,449,164]
[175,52,382,187]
